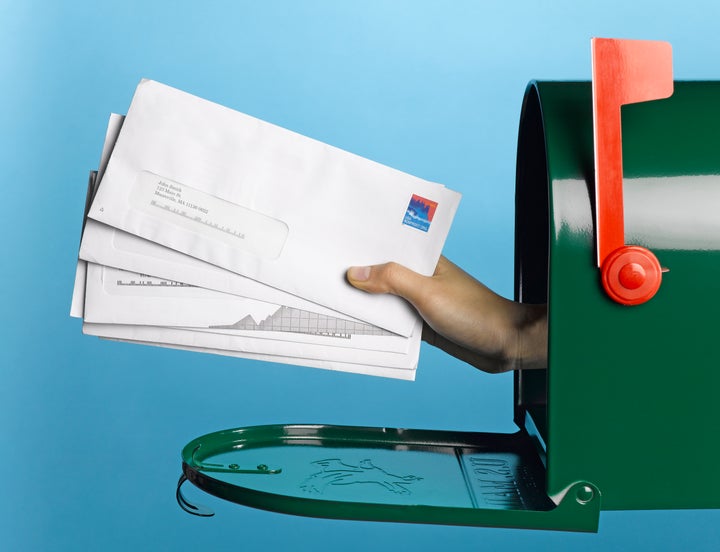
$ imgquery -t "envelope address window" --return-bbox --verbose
[130,171,289,259]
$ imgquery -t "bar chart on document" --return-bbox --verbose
[114,273,395,339]
[211,306,396,338]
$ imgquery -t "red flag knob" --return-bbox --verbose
[601,245,662,306]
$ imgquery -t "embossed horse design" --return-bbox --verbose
[300,459,422,495]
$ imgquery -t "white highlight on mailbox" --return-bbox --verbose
[553,176,720,251]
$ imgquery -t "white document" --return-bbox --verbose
[102,337,416,381]
[84,262,411,354]
[83,262,279,326]
[81,255,421,373]
[87,79,461,336]
[82,320,421,370]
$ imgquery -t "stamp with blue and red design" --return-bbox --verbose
[403,194,438,232]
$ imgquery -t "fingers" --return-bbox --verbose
[346,262,430,302]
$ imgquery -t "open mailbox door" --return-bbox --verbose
[179,424,600,532]
[178,39,720,531]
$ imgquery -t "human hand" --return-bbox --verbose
[346,257,547,373]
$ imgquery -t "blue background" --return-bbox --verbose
[3,1,719,550]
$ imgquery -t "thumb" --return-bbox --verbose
[346,262,430,303]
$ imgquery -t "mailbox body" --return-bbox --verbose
[515,81,720,510]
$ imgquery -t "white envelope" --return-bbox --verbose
[80,219,383,322]
[87,79,461,336]
[80,115,365,320]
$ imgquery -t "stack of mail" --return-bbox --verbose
[71,80,461,380]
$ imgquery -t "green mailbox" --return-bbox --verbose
[178,41,720,532]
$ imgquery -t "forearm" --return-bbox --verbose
[508,302,548,371]
[422,301,547,373]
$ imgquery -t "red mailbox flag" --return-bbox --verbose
[591,38,673,305]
